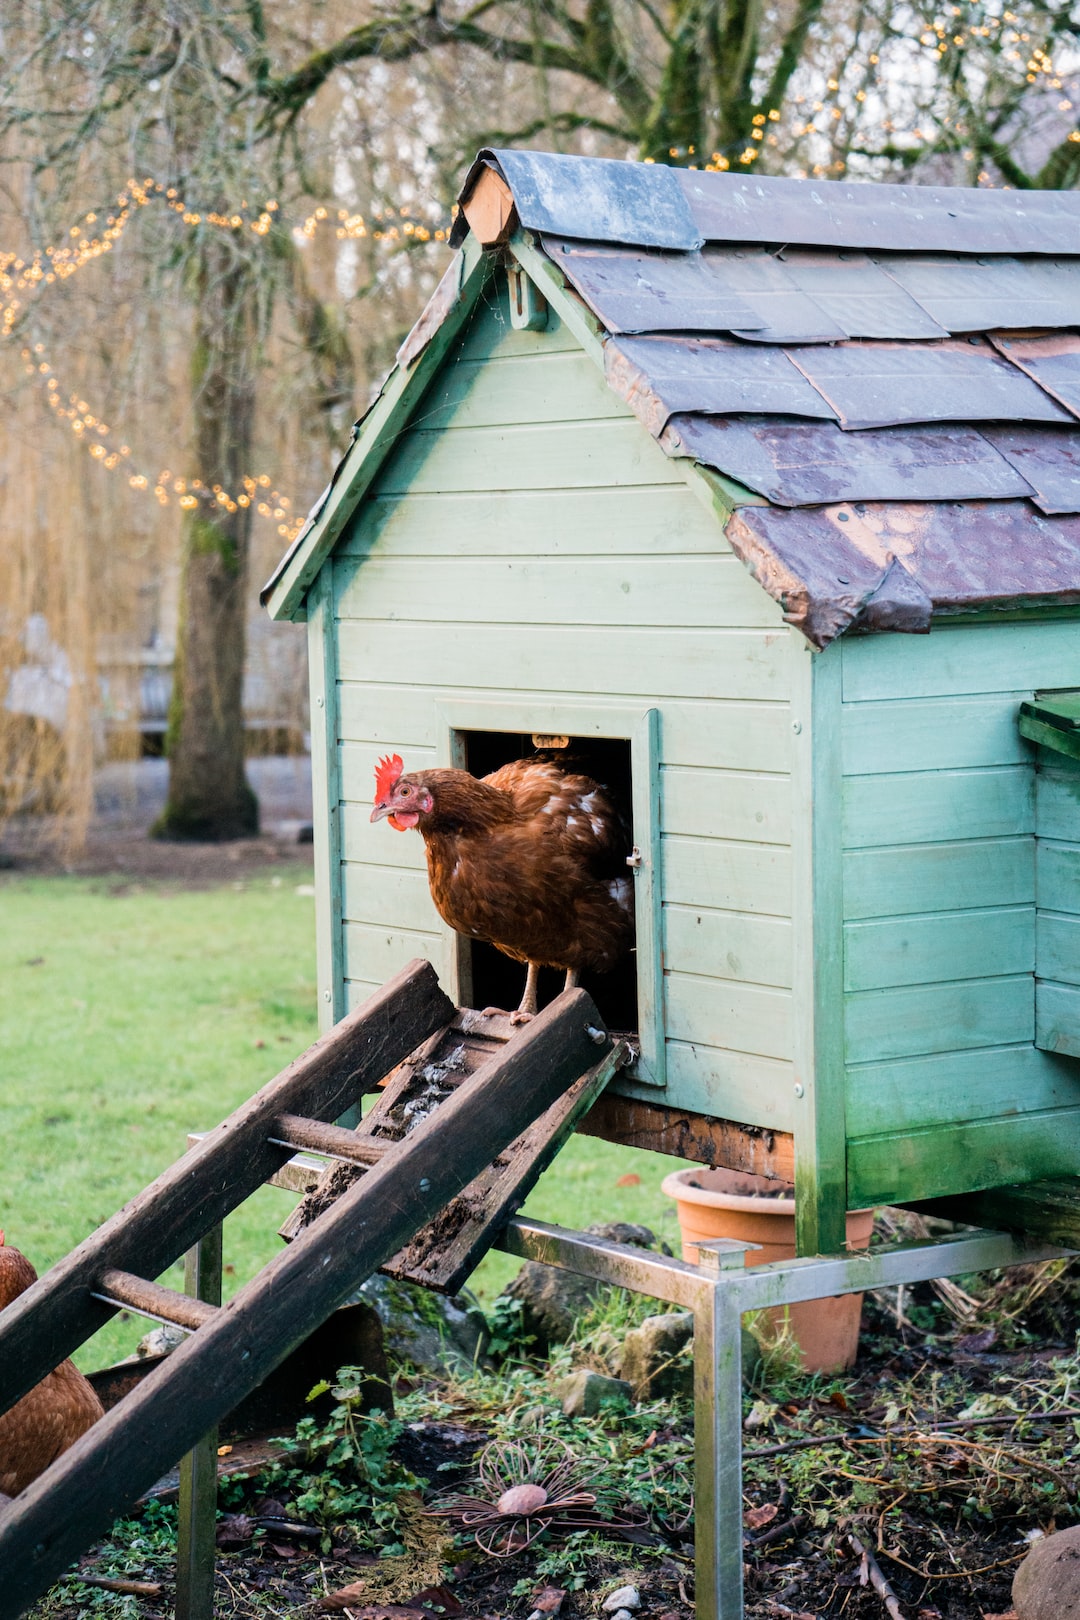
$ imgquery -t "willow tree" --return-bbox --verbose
[0,6,360,841]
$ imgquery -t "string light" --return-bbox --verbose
[20,335,305,544]
[3,177,454,541]
[3,16,1070,520]
[1,176,450,329]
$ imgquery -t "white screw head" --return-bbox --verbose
[792,720,802,734]
[793,1082,805,1098]
[323,989,332,1002]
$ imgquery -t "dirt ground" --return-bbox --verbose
[33,1264,1080,1620]
[0,756,315,884]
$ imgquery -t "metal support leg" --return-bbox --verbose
[693,1244,750,1620]
[175,1225,223,1620]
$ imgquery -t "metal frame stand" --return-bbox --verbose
[165,1206,1069,1620]
[495,1218,1071,1620]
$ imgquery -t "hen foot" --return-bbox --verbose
[507,961,541,1026]
[478,1004,535,1024]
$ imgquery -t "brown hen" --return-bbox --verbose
[0,1231,104,1497]
[371,753,635,1022]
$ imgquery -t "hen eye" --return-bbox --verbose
[400,784,412,796]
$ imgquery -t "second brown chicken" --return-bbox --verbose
[0,1232,104,1498]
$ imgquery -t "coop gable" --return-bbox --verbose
[277,259,799,1125]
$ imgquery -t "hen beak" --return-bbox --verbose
[370,802,394,823]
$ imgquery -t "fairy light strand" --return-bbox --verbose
[5,18,1076,506]
[4,177,454,539]
[1,176,451,335]
[20,336,306,544]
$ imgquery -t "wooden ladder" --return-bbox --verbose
[0,960,622,1620]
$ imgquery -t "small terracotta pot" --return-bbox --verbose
[661,1166,875,1373]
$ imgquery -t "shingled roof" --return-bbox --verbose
[267,151,1080,647]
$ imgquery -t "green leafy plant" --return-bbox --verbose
[484,1293,533,1360]
[265,1366,421,1551]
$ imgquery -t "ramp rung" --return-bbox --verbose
[269,1114,390,1165]
[93,1270,218,1333]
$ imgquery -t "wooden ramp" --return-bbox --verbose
[279,1004,619,1292]
[0,961,623,1620]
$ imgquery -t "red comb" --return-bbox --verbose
[374,753,404,802]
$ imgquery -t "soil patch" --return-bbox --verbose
[25,1259,1080,1620]
[0,825,314,886]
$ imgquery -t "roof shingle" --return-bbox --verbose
[476,152,1080,643]
[267,153,1080,644]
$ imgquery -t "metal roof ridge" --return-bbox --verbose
[450,147,1080,257]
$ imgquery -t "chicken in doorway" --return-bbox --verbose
[371,752,635,1023]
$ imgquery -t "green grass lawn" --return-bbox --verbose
[0,866,687,1369]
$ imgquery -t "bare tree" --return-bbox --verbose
[2,0,1076,846]
[0,7,357,840]
[846,0,1080,187]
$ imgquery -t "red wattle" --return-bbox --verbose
[388,811,420,831]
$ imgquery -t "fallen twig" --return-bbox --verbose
[255,1515,323,1539]
[846,1533,905,1620]
[746,1513,807,1550]
[875,1545,1027,1581]
[745,1404,1080,1461]
[65,1574,163,1597]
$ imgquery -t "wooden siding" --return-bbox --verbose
[841,622,1080,1205]
[1035,755,1080,1058]
[329,281,798,1130]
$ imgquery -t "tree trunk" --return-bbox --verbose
[154,236,259,841]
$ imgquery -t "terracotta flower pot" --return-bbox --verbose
[661,1166,875,1373]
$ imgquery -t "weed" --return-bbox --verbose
[264,1367,421,1552]
[484,1293,532,1361]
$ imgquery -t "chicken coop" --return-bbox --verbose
[264,150,1080,1257]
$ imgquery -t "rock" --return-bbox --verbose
[741,1328,764,1383]
[554,1369,632,1417]
[610,1611,633,1620]
[504,1262,598,1354]
[602,1586,641,1613]
[502,1224,667,1351]
[617,1312,695,1397]
[351,1274,489,1372]
[617,1311,762,1396]
[1014,1523,1080,1618]
[136,1324,187,1359]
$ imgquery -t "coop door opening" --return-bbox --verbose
[456,730,639,1037]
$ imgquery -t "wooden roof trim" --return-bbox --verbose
[264,233,493,622]
[460,166,518,248]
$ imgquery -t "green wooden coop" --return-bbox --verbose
[264,150,1080,1257]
